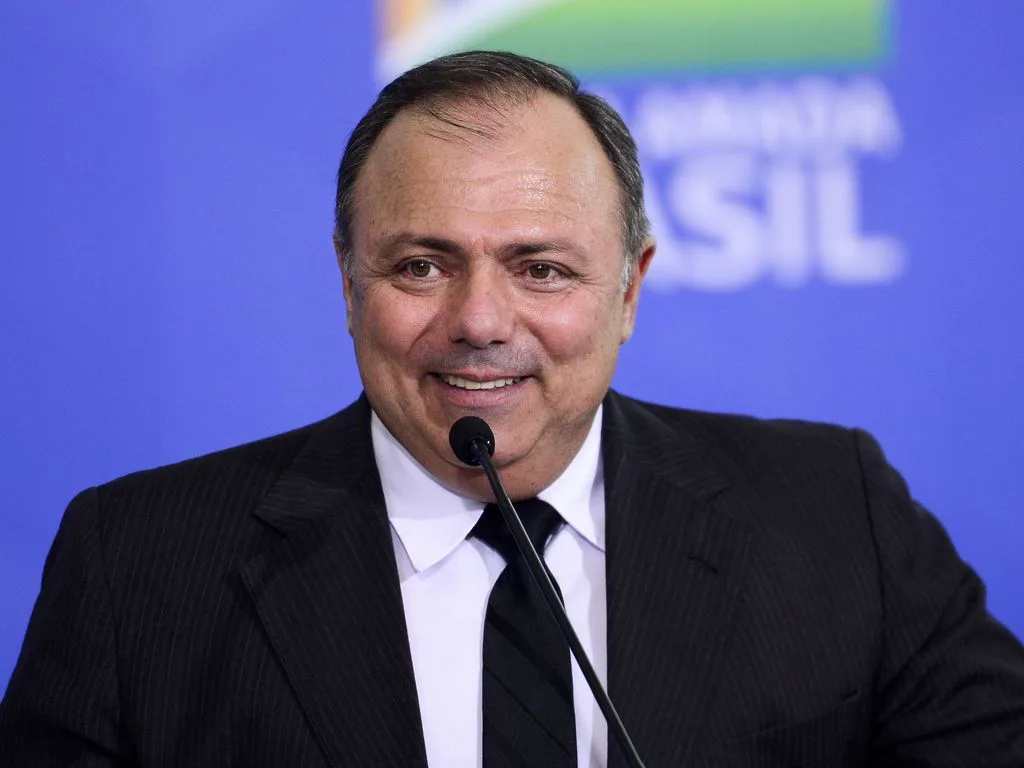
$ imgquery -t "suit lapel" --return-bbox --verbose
[603,392,753,768]
[239,397,428,768]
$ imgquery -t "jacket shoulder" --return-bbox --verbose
[74,407,366,580]
[95,417,324,512]
[609,391,862,486]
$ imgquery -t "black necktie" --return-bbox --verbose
[471,498,577,768]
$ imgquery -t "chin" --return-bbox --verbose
[489,433,537,467]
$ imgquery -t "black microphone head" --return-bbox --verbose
[449,416,495,466]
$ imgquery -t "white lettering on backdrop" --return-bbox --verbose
[604,77,906,292]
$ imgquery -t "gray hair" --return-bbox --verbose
[334,50,649,289]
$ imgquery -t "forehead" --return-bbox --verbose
[352,92,621,244]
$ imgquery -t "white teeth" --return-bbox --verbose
[439,374,521,390]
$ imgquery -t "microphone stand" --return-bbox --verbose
[469,437,647,768]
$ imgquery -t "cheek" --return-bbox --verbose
[354,289,439,366]
[527,293,623,362]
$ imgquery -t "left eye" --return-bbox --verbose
[527,263,556,280]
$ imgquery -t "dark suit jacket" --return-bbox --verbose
[2,391,1023,767]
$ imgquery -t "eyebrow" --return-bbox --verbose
[379,232,581,260]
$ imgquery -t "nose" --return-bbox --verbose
[446,264,515,348]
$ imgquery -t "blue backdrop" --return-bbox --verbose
[2,0,1022,697]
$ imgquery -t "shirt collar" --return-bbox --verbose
[371,407,605,575]
[536,408,604,554]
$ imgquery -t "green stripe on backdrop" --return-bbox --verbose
[456,0,890,75]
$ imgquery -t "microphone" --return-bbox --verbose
[448,415,494,466]
[449,416,647,768]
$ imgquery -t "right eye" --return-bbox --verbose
[403,259,437,279]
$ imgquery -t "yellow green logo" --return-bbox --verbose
[379,0,891,81]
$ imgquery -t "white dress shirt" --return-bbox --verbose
[371,408,608,768]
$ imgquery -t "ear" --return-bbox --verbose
[620,238,656,344]
[333,233,355,337]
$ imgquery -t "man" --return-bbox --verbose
[2,50,1023,767]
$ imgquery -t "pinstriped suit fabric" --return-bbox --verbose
[2,391,1023,767]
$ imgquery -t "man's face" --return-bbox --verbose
[342,92,653,500]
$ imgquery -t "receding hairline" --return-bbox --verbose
[348,87,631,236]
[401,86,621,151]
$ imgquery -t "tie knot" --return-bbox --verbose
[471,498,564,564]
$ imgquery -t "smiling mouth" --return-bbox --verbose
[437,373,524,391]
